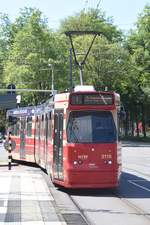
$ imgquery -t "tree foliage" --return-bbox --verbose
[3,8,68,104]
[0,5,149,137]
[124,4,150,137]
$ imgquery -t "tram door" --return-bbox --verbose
[20,118,26,159]
[53,110,64,180]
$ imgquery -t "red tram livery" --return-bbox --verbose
[7,85,122,188]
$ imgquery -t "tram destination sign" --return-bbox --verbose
[70,93,114,105]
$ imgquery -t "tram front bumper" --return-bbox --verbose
[64,170,119,188]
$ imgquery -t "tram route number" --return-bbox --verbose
[101,154,112,159]
[77,154,112,160]
[78,155,88,160]
[4,140,16,151]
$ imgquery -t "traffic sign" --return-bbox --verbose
[4,139,16,151]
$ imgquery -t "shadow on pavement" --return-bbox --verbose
[58,172,150,199]
[116,171,150,198]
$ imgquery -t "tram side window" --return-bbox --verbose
[11,119,20,136]
[15,121,20,136]
[48,112,52,139]
[39,118,41,140]
[11,124,15,136]
[35,117,39,138]
[27,117,32,137]
[45,114,48,142]
[53,113,59,147]
[35,116,41,140]
[41,115,44,137]
[8,116,17,136]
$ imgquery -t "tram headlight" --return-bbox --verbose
[104,160,112,165]
[73,161,78,165]
[78,159,83,165]
[108,160,112,165]
[73,160,83,165]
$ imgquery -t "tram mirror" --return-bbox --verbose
[119,110,126,121]
[118,134,122,141]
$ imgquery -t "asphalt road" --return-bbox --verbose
[68,142,150,225]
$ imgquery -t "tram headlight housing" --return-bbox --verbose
[78,159,83,165]
[104,160,112,165]
[73,161,78,165]
[108,160,112,165]
[73,160,83,165]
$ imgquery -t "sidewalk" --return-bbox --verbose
[0,164,66,225]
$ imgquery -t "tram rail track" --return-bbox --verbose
[68,194,92,225]
[113,167,150,222]
[112,188,150,222]
[69,186,150,225]
[43,170,91,225]
[66,166,150,225]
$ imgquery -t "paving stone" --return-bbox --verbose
[21,200,39,207]
[0,213,6,222]
[0,201,4,207]
[39,200,54,208]
[7,200,21,207]
[21,212,43,222]
[6,207,21,213]
[5,213,21,222]
[0,166,63,225]
[42,212,60,222]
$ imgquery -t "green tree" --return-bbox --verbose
[125,4,150,137]
[59,8,130,94]
[0,13,12,85]
[60,8,122,42]
[3,8,69,105]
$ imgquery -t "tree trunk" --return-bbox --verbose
[135,111,139,137]
[125,110,129,136]
[130,111,134,136]
[141,104,146,138]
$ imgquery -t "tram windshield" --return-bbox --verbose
[67,111,117,143]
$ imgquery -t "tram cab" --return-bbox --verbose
[51,85,121,188]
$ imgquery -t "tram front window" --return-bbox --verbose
[67,111,117,143]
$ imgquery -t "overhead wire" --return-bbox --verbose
[83,0,89,12]
[96,0,102,10]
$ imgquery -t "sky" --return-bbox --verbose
[0,0,149,32]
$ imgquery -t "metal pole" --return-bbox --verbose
[48,64,54,94]
[8,149,12,170]
[8,134,12,170]
[51,66,54,91]
[79,63,83,85]
[69,48,73,90]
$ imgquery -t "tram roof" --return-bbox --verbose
[7,99,54,117]
[54,89,120,110]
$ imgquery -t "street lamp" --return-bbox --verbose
[48,64,54,93]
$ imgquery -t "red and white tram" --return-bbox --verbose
[7,85,122,188]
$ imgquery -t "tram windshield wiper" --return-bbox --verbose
[71,130,79,143]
